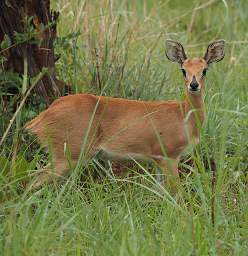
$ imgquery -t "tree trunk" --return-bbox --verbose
[0,0,69,105]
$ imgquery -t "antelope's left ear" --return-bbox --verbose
[204,39,225,65]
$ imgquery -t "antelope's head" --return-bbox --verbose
[166,40,225,94]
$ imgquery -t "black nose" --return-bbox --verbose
[190,82,199,90]
[190,75,199,91]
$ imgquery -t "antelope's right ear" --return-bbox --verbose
[165,40,187,64]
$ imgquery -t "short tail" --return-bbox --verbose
[24,113,45,136]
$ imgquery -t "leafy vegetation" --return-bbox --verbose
[0,0,248,255]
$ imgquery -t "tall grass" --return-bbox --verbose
[0,0,248,255]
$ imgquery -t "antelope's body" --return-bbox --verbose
[26,93,200,161]
[25,40,225,189]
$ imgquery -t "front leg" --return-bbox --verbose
[154,157,180,193]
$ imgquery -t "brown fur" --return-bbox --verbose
[25,40,225,189]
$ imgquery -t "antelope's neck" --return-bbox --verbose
[184,91,205,137]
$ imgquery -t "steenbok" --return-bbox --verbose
[25,40,225,189]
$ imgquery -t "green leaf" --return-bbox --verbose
[12,156,29,174]
[0,34,12,49]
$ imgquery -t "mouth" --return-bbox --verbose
[188,88,201,94]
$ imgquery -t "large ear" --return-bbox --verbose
[204,39,225,65]
[165,40,187,64]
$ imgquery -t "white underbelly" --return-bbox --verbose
[97,146,159,162]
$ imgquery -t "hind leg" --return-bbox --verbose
[29,157,76,190]
[28,140,97,191]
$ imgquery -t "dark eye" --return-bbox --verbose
[181,69,186,77]
[202,68,208,77]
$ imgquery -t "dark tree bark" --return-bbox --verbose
[0,0,69,105]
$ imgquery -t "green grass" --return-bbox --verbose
[1,0,248,255]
